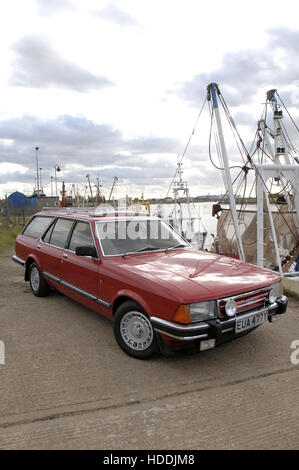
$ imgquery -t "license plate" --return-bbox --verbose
[235,311,268,333]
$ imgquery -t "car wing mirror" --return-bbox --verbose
[75,246,97,258]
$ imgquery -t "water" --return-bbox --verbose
[151,201,217,249]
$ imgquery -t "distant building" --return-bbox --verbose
[6,192,57,216]
[29,196,57,209]
[8,191,31,207]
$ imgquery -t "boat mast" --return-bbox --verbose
[173,159,190,234]
[258,119,293,212]
[267,89,291,166]
[207,83,245,261]
[255,89,299,274]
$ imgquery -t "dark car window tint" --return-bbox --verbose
[22,216,53,238]
[69,222,95,252]
[48,218,74,248]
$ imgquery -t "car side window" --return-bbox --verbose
[46,218,74,248]
[42,221,55,244]
[22,216,54,238]
[68,221,95,252]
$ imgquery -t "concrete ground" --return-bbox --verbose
[0,247,298,450]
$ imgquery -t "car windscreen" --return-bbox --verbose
[96,219,189,256]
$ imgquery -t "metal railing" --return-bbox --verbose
[41,206,151,218]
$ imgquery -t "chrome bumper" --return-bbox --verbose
[151,295,288,342]
[12,255,26,266]
[150,317,209,341]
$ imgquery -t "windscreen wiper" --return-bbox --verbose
[165,243,187,252]
[122,246,160,258]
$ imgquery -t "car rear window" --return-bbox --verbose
[22,216,54,238]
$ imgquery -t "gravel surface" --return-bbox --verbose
[0,248,298,449]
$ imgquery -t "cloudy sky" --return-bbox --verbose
[0,0,299,200]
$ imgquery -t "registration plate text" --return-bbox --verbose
[235,311,268,333]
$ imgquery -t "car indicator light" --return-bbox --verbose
[173,305,191,324]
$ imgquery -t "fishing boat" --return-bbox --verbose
[206,83,299,276]
[152,159,207,250]
[168,160,207,249]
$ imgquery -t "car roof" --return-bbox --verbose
[35,208,159,222]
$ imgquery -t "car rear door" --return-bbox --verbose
[59,220,100,301]
[40,217,75,281]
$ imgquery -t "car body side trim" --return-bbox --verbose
[42,271,111,309]
[60,279,98,301]
[96,298,111,308]
[43,271,60,283]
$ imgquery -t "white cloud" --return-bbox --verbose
[94,3,139,28]
[175,28,299,108]
[10,35,114,92]
[36,0,75,17]
[0,0,298,199]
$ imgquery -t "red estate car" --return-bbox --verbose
[13,209,288,359]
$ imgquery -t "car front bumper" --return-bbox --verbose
[150,295,288,343]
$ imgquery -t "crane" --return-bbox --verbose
[83,184,88,204]
[109,176,118,201]
[95,177,102,205]
[86,174,94,204]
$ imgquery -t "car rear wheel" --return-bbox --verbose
[29,262,50,297]
[114,301,158,359]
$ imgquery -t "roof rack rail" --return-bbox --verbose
[93,211,150,217]
[41,206,93,214]
[41,207,151,217]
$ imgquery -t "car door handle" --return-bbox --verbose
[37,244,41,249]
[63,253,68,258]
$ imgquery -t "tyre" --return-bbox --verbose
[29,262,50,297]
[113,301,158,359]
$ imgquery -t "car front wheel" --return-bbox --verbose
[114,301,158,359]
[29,262,50,297]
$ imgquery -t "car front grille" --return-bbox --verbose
[218,288,270,320]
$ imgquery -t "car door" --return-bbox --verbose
[60,220,100,301]
[40,217,75,281]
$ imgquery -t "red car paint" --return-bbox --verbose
[13,210,288,357]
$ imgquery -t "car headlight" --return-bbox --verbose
[173,302,216,324]
[189,301,217,322]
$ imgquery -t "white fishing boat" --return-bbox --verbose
[168,160,207,249]
[206,83,299,276]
